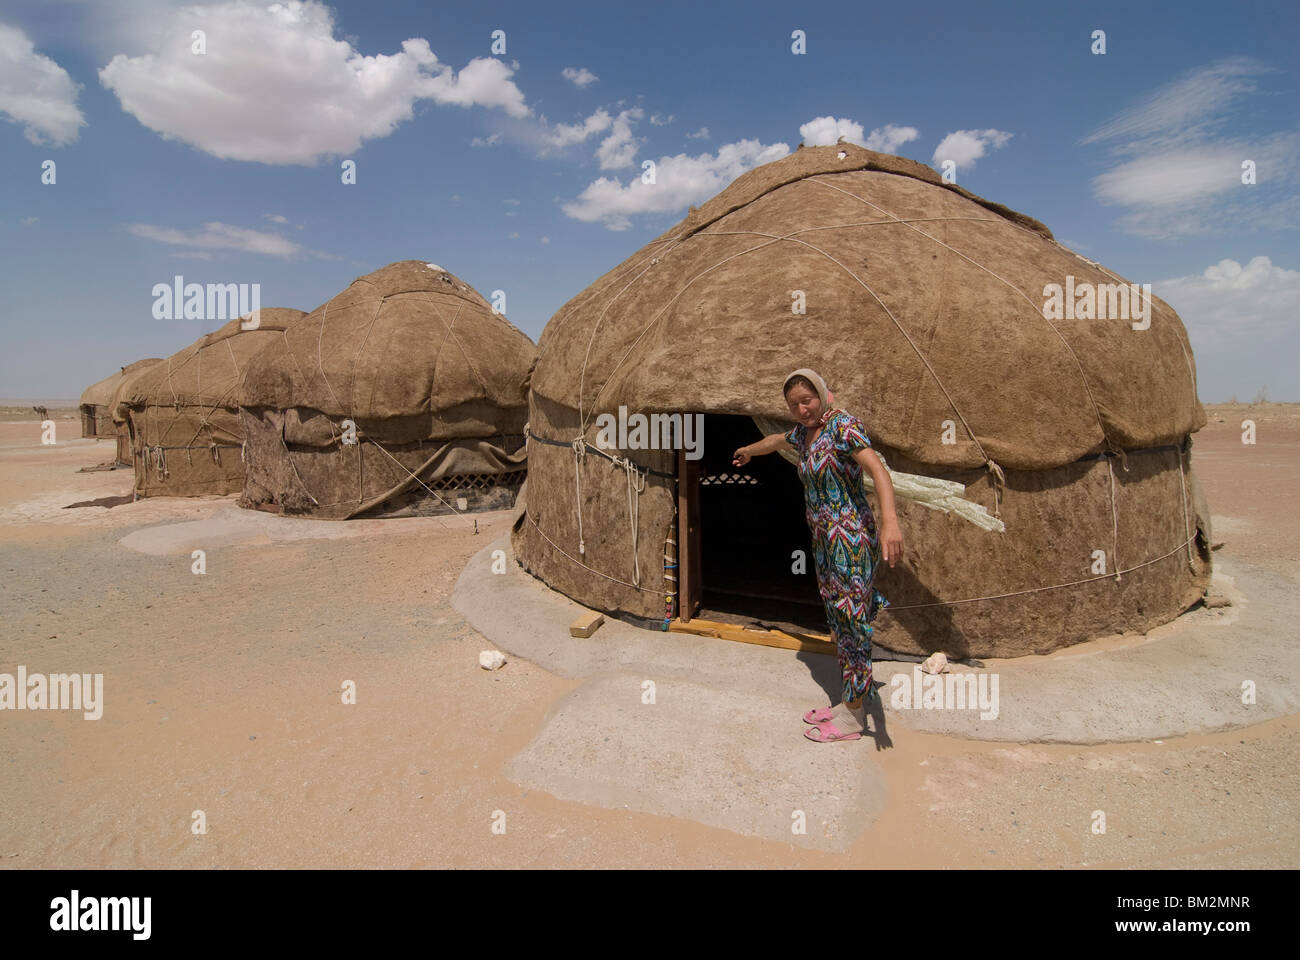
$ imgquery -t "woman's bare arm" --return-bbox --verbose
[733,432,790,466]
[853,447,904,565]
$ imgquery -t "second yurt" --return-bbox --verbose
[237,261,536,519]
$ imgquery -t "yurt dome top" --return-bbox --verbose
[238,260,536,420]
[530,142,1205,472]
[119,309,304,410]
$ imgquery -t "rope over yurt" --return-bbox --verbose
[117,309,305,498]
[511,142,1212,658]
[237,260,536,520]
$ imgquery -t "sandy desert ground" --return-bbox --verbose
[0,404,1297,868]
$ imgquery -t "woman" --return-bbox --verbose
[733,368,904,743]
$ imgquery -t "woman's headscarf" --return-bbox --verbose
[783,368,834,412]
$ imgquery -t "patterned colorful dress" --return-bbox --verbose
[785,409,890,705]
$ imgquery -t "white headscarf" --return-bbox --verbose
[783,368,833,412]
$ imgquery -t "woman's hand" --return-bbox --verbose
[879,516,904,568]
[732,446,752,467]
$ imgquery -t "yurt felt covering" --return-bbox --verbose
[119,310,304,497]
[237,261,535,519]
[511,143,1212,658]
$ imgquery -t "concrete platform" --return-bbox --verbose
[452,529,1300,847]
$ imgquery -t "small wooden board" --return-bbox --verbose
[669,617,835,655]
[570,611,606,638]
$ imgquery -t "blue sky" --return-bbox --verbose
[1,0,1296,403]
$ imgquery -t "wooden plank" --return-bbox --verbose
[670,617,836,655]
[569,611,606,638]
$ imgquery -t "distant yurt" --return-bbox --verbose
[237,261,535,519]
[117,309,305,497]
[79,359,160,440]
[511,143,1213,658]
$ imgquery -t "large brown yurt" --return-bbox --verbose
[79,359,160,440]
[117,309,304,497]
[237,261,534,520]
[511,143,1213,658]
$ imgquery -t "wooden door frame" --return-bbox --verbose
[676,446,702,620]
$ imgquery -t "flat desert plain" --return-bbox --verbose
[1,405,1297,868]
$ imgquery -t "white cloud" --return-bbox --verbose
[799,117,918,155]
[864,124,919,153]
[649,113,674,126]
[1083,56,1275,149]
[562,66,598,88]
[546,108,612,147]
[21,216,39,225]
[1082,58,1300,238]
[98,0,530,165]
[263,213,289,224]
[129,220,306,257]
[1092,147,1244,207]
[686,127,709,140]
[799,116,864,146]
[471,132,502,147]
[931,129,1013,171]
[563,138,791,230]
[507,231,519,239]
[0,23,86,146]
[595,107,643,170]
[1157,256,1300,345]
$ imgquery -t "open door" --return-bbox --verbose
[673,414,830,645]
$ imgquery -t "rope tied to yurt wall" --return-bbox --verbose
[571,435,588,554]
[565,431,650,583]
[612,450,648,586]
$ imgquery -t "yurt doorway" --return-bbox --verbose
[676,414,828,638]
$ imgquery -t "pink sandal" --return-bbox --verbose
[803,721,862,743]
[803,706,834,724]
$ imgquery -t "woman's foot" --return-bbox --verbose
[827,699,867,735]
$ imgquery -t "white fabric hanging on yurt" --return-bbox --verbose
[751,415,1006,533]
